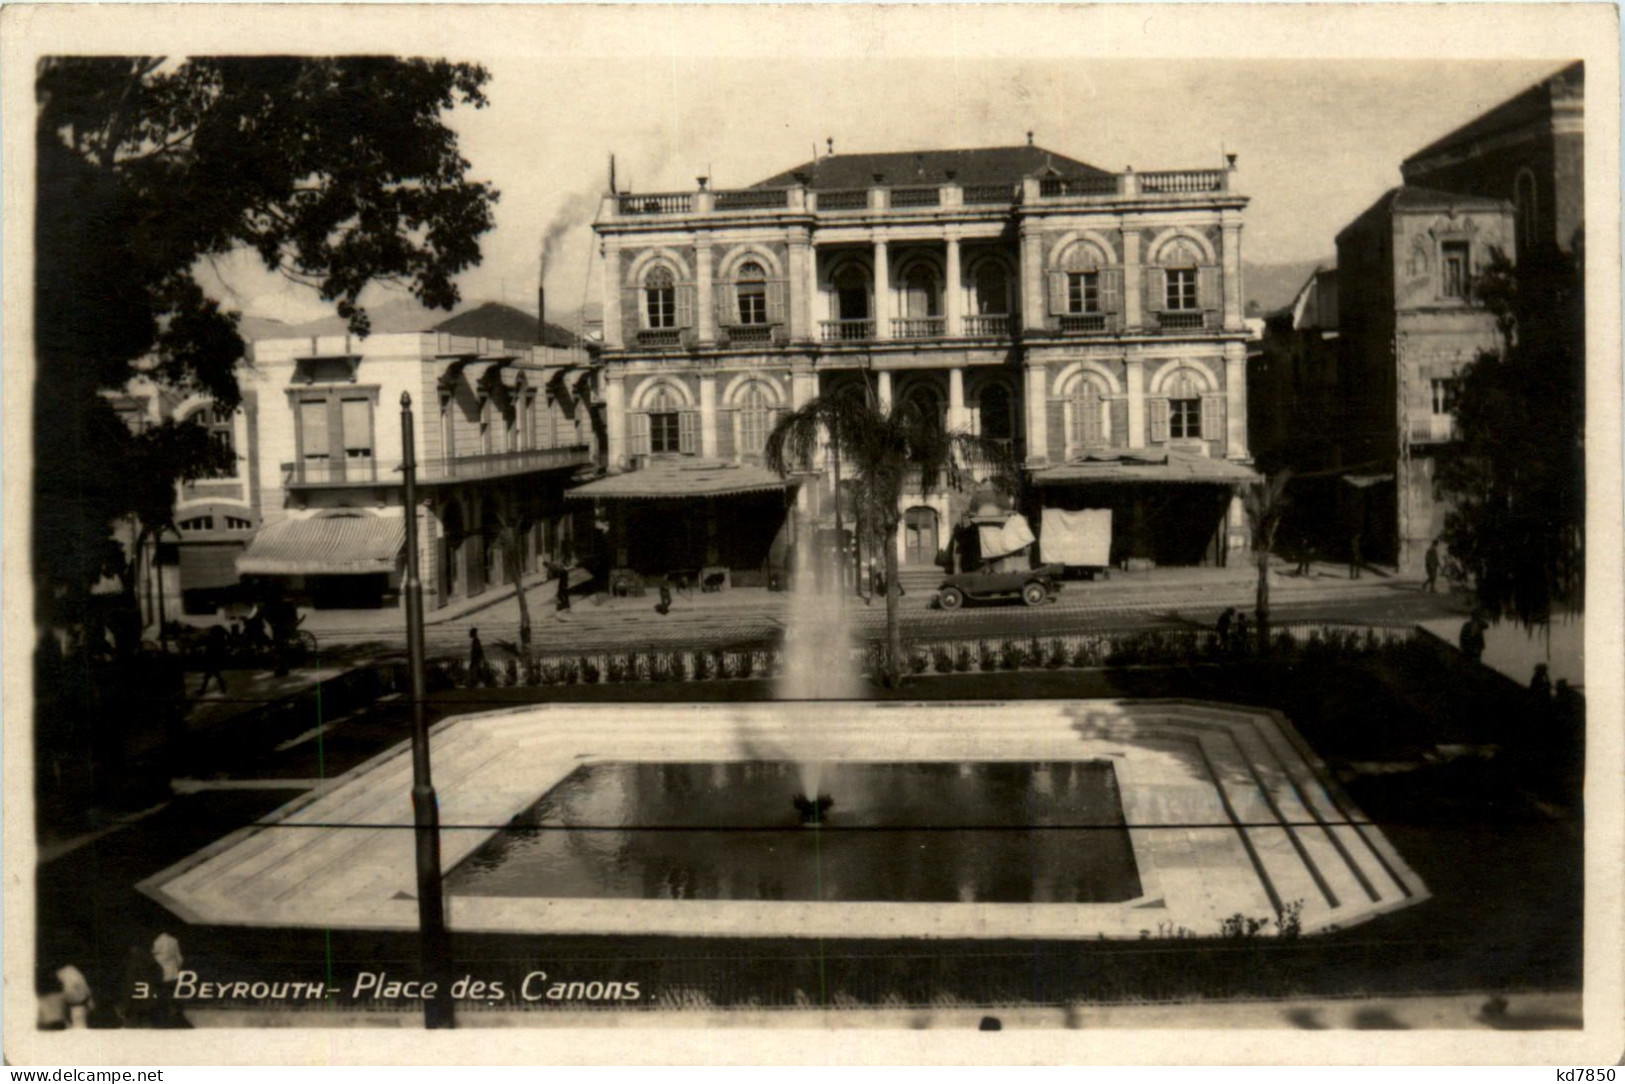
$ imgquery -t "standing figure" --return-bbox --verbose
[1423,539,1441,593]
[1348,531,1363,579]
[555,554,573,613]
[1216,607,1237,649]
[468,627,486,684]
[655,583,673,616]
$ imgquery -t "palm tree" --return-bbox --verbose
[1240,470,1292,654]
[491,510,535,648]
[766,388,1016,685]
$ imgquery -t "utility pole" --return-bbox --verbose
[399,392,454,1029]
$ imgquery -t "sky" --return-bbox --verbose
[200,53,1569,328]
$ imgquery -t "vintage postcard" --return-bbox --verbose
[3,2,1620,1067]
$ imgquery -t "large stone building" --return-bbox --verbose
[580,141,1255,587]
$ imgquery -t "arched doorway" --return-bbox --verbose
[440,499,465,604]
[903,506,940,568]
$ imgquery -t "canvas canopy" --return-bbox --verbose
[1040,508,1113,567]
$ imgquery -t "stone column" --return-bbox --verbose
[1126,358,1146,447]
[601,242,623,349]
[1024,364,1048,464]
[604,373,627,468]
[1122,226,1143,331]
[699,374,718,458]
[1224,341,1249,459]
[947,366,968,431]
[792,366,818,409]
[873,237,891,340]
[945,234,963,337]
[1020,226,1044,333]
[1222,218,1243,331]
[695,234,715,344]
[877,369,893,413]
[788,230,811,342]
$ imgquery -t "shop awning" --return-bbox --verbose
[179,543,245,590]
[1341,472,1395,489]
[567,459,796,501]
[237,514,404,576]
[1030,450,1259,487]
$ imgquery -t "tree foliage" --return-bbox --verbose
[1241,470,1292,653]
[34,57,499,619]
[765,386,1017,684]
[1435,244,1584,627]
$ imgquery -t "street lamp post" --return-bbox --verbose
[399,392,454,1029]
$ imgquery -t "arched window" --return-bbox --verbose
[735,261,768,326]
[645,384,683,454]
[188,404,236,477]
[1166,369,1204,439]
[904,385,945,433]
[832,264,870,322]
[1069,375,1108,450]
[974,262,1009,316]
[1158,239,1203,312]
[978,383,1013,441]
[644,266,676,329]
[737,382,774,455]
[1515,170,1539,251]
[903,264,940,319]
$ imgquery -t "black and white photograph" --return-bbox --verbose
[4,3,1619,1066]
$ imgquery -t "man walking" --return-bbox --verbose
[468,627,486,685]
[1423,539,1441,593]
[554,553,573,614]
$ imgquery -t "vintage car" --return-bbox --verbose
[935,563,1065,609]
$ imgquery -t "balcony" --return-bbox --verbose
[814,189,869,212]
[1139,169,1227,194]
[891,316,946,339]
[1058,313,1112,335]
[1411,415,1456,444]
[821,319,874,342]
[617,192,692,216]
[724,323,777,345]
[1153,310,1213,333]
[636,328,683,347]
[889,186,940,209]
[284,445,593,489]
[712,188,788,211]
[1039,176,1118,198]
[963,183,1017,206]
[963,314,1011,337]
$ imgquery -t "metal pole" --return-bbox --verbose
[400,392,454,1029]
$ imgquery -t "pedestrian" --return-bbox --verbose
[1348,531,1363,579]
[554,554,573,613]
[1234,612,1251,653]
[1216,606,1236,647]
[468,627,486,684]
[1423,539,1441,593]
[197,625,228,696]
[655,583,673,616]
[1529,663,1553,701]
[1294,535,1313,577]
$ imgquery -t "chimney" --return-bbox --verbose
[537,241,547,347]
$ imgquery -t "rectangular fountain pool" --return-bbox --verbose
[446,760,1143,904]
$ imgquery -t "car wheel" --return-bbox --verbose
[1022,581,1048,607]
[939,586,965,610]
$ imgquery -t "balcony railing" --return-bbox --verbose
[618,192,692,216]
[724,323,775,345]
[815,189,869,211]
[1058,313,1112,334]
[713,188,788,211]
[1140,169,1227,194]
[821,319,874,342]
[636,328,683,347]
[889,186,941,208]
[891,316,946,339]
[1039,175,1119,198]
[963,314,1011,337]
[963,183,1017,205]
[1412,416,1456,444]
[283,445,592,488]
[1153,310,1212,333]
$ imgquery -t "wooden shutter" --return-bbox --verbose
[1149,397,1170,443]
[766,280,787,325]
[1201,394,1226,450]
[1045,400,1066,460]
[1198,265,1220,312]
[621,287,642,340]
[716,409,737,460]
[1076,390,1103,448]
[1100,269,1122,314]
[678,409,699,454]
[1109,397,1130,447]
[1144,268,1166,314]
[714,283,734,325]
[631,412,651,457]
[1047,271,1068,314]
[676,284,697,328]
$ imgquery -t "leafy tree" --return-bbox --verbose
[1240,470,1292,654]
[34,56,499,624]
[766,389,1016,685]
[491,510,534,649]
[1435,245,1584,627]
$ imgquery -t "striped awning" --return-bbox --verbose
[237,514,404,576]
[567,459,795,501]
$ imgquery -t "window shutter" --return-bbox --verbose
[676,284,697,328]
[621,287,642,339]
[1149,397,1170,443]
[1046,270,1068,315]
[1046,399,1066,459]
[1198,265,1220,311]
[1100,269,1122,315]
[631,412,651,457]
[716,409,737,460]
[1145,268,1166,313]
[1202,394,1225,450]
[766,280,787,325]
[715,283,733,325]
[1109,398,1130,448]
[1076,390,1104,448]
[678,409,699,454]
